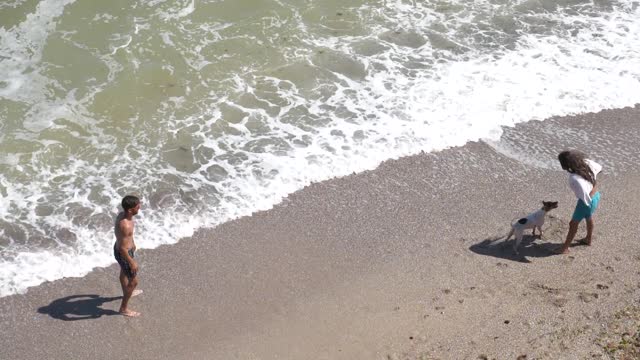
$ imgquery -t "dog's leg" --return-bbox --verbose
[513,230,523,254]
[505,228,514,241]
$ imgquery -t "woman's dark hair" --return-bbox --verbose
[558,150,595,185]
[122,195,140,210]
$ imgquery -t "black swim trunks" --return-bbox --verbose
[114,247,137,279]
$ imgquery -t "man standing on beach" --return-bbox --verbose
[114,195,143,317]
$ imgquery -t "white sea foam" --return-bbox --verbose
[0,0,76,101]
[162,0,196,20]
[1,1,639,297]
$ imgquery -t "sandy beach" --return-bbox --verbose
[2,106,640,359]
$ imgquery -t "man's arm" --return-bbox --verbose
[117,220,138,272]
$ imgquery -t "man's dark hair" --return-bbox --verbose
[122,195,140,210]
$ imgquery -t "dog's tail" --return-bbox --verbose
[489,217,523,243]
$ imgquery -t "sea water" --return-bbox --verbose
[1,0,639,297]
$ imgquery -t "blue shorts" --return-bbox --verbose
[572,191,601,222]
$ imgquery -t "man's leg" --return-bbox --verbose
[118,270,131,313]
[584,217,594,245]
[119,272,140,317]
[119,270,129,297]
[558,219,580,254]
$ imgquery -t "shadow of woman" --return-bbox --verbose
[38,294,122,321]
[469,234,558,263]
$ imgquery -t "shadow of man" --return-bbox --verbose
[469,234,557,263]
[38,294,121,321]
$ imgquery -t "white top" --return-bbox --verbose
[568,159,602,207]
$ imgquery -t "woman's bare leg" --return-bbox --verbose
[558,220,580,254]
[584,217,594,245]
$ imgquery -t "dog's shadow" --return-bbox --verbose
[37,294,121,321]
[469,235,558,263]
[469,215,567,263]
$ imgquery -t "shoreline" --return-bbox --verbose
[2,105,640,359]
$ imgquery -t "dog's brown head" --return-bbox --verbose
[542,201,559,211]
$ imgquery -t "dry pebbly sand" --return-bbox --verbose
[1,106,640,360]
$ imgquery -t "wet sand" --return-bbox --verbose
[1,106,640,359]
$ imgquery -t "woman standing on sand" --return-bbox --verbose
[557,150,603,254]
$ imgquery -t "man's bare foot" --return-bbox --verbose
[120,309,141,317]
[132,289,143,297]
[556,247,570,254]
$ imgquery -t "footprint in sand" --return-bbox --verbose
[578,292,599,303]
[541,216,565,240]
[530,283,561,295]
[529,283,567,307]
[552,297,569,308]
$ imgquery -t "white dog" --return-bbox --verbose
[505,201,558,254]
